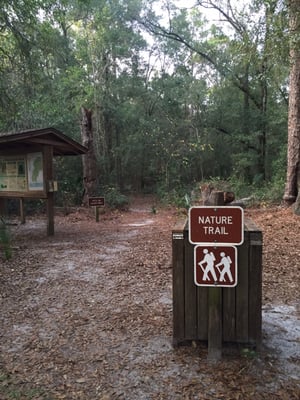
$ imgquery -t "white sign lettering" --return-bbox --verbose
[203,226,229,235]
[198,216,233,225]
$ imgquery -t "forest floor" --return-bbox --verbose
[0,195,299,400]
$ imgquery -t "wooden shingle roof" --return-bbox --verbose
[0,127,87,156]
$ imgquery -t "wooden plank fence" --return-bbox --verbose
[172,217,262,348]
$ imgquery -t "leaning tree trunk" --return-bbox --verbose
[283,0,300,212]
[80,107,98,206]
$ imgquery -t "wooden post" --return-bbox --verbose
[208,287,222,360]
[43,146,54,236]
[185,232,198,339]
[0,198,5,217]
[207,190,224,361]
[47,192,54,236]
[95,206,99,222]
[172,219,186,346]
[19,198,25,224]
[247,220,263,349]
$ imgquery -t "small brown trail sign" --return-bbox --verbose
[194,245,237,287]
[88,197,105,207]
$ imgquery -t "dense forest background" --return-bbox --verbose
[0,0,295,206]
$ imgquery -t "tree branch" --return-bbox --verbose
[141,18,261,110]
[196,0,246,35]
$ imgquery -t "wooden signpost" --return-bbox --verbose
[88,197,105,222]
[188,192,244,361]
[172,201,262,355]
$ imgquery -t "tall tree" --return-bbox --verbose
[0,0,293,200]
[283,0,300,212]
[81,107,98,205]
[142,0,287,183]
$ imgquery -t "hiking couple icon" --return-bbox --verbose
[198,248,233,283]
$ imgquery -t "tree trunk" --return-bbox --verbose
[81,107,98,206]
[293,165,300,214]
[283,0,300,208]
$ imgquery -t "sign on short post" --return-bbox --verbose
[88,197,105,222]
[189,203,244,361]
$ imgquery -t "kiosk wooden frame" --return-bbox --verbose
[0,127,87,235]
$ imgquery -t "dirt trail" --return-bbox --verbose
[0,197,299,399]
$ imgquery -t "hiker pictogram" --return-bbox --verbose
[198,249,217,281]
[194,245,237,287]
[216,252,233,283]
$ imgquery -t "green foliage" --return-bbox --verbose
[150,205,157,214]
[0,0,291,203]
[241,347,257,359]
[253,178,286,204]
[0,371,51,399]
[54,157,84,207]
[156,182,192,208]
[199,175,286,206]
[23,199,45,215]
[0,218,12,260]
[103,186,129,210]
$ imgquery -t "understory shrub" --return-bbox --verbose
[0,217,12,260]
[103,186,129,209]
[156,183,193,209]
[197,176,286,205]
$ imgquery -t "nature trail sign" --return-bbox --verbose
[188,206,244,245]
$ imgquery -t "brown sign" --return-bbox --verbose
[88,197,105,207]
[189,206,244,245]
[194,245,238,287]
